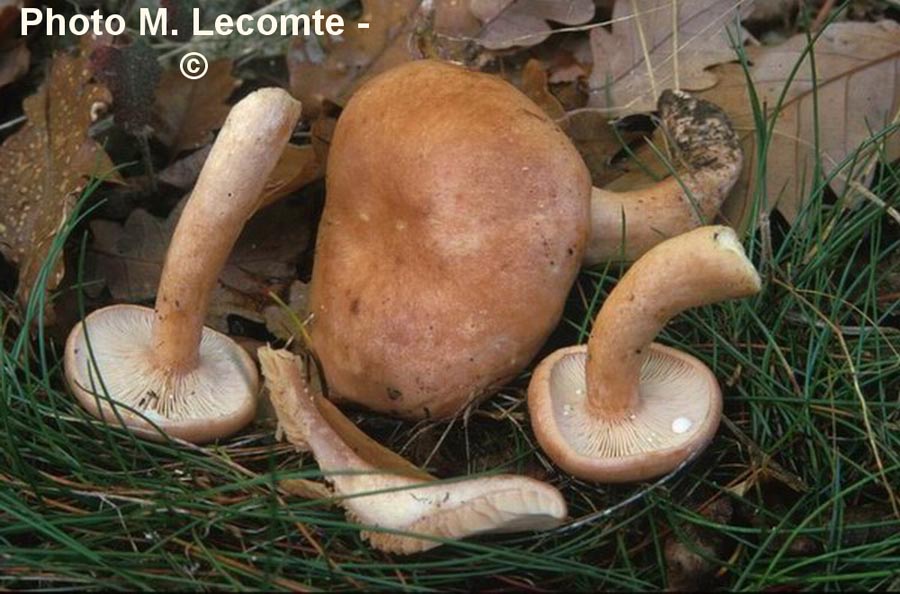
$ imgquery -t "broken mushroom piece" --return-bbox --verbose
[585,89,743,264]
[528,226,761,482]
[259,347,568,555]
[308,59,743,421]
[64,88,302,443]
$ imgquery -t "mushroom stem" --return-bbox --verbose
[585,226,761,417]
[584,90,743,266]
[151,89,302,370]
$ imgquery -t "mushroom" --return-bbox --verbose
[259,346,568,555]
[528,226,762,482]
[308,59,742,420]
[65,88,302,443]
[585,89,742,264]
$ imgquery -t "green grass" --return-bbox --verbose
[3,37,900,594]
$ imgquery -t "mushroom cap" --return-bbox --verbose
[360,474,568,555]
[310,59,591,419]
[528,344,722,482]
[65,304,258,443]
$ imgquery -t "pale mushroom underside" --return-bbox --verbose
[65,304,257,441]
[548,345,719,459]
[346,475,568,555]
[259,346,568,555]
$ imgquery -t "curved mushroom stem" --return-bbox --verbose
[151,89,302,370]
[585,226,761,418]
[584,90,743,266]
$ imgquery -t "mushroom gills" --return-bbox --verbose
[67,305,258,443]
[64,88,302,443]
[528,226,762,482]
[550,344,716,459]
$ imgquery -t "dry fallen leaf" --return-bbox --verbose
[156,145,212,191]
[520,59,566,121]
[519,59,637,185]
[698,20,900,227]
[432,0,481,35]
[263,280,310,341]
[280,478,333,501]
[0,53,117,307]
[259,143,323,208]
[589,0,754,116]
[0,0,22,40]
[470,0,595,50]
[153,59,240,157]
[665,498,734,591]
[0,42,27,90]
[747,0,798,23]
[86,145,319,331]
[0,0,28,90]
[288,0,430,117]
[566,110,641,187]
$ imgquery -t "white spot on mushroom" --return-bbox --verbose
[395,220,407,231]
[671,416,694,434]
[562,404,573,416]
[143,410,165,423]
[359,212,370,222]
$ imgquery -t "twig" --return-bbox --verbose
[0,115,26,132]
[554,453,697,533]
[811,0,837,32]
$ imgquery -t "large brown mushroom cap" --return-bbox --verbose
[310,59,591,419]
[528,344,722,482]
[65,305,258,443]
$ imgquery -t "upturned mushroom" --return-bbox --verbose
[309,59,742,420]
[259,346,568,554]
[65,88,302,443]
[586,89,742,264]
[528,226,761,482]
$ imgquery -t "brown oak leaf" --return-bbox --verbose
[520,59,566,121]
[0,53,117,307]
[153,59,240,157]
[287,0,425,117]
[86,145,320,332]
[698,20,900,228]
[588,0,754,116]
[470,0,595,50]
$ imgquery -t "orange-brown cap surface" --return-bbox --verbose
[309,59,591,419]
